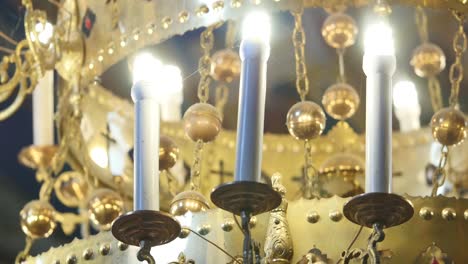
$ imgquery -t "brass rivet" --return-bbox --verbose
[99,244,111,256]
[119,37,127,47]
[249,216,257,228]
[419,207,434,220]
[133,29,140,41]
[329,210,343,222]
[212,1,224,11]
[88,63,95,70]
[231,0,242,8]
[198,224,211,235]
[83,248,94,260]
[53,260,60,264]
[196,5,209,16]
[178,11,189,23]
[464,209,468,220]
[66,255,77,264]
[221,219,234,232]
[147,23,156,35]
[179,227,190,238]
[307,211,320,223]
[162,17,173,29]
[441,208,456,221]
[118,242,128,251]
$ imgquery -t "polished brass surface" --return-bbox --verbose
[264,173,293,264]
[211,181,282,216]
[343,193,414,228]
[183,103,222,143]
[20,200,57,239]
[430,107,467,146]
[321,13,358,49]
[169,190,210,217]
[18,145,58,169]
[286,101,326,140]
[210,49,241,83]
[411,43,446,77]
[87,188,124,231]
[111,210,181,247]
[159,135,180,171]
[321,83,360,121]
[54,171,89,207]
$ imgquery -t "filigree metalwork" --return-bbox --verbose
[416,243,454,264]
[296,247,331,264]
[341,223,385,264]
[264,173,293,264]
[169,253,195,264]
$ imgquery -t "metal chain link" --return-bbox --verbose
[197,24,221,103]
[449,11,467,107]
[337,48,346,83]
[428,77,444,112]
[190,140,204,191]
[303,140,320,199]
[431,145,449,196]
[291,9,310,101]
[415,6,429,43]
[215,83,229,119]
[225,20,237,49]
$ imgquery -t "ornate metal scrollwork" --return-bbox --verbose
[341,223,385,264]
[416,243,454,264]
[296,247,331,264]
[264,173,294,263]
[169,252,196,264]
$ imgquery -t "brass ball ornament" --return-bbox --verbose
[183,103,222,143]
[87,188,125,231]
[159,135,179,171]
[322,82,360,120]
[431,107,467,146]
[54,171,89,207]
[20,200,57,239]
[321,13,358,49]
[169,190,210,217]
[210,49,241,83]
[411,43,446,77]
[286,101,326,140]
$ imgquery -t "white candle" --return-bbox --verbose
[393,80,421,132]
[131,54,163,211]
[33,70,54,146]
[362,22,396,193]
[234,11,271,182]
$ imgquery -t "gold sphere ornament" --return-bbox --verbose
[286,101,326,140]
[20,200,57,239]
[411,43,446,77]
[322,82,360,120]
[321,13,358,49]
[211,49,241,83]
[431,107,467,146]
[87,188,124,231]
[169,190,210,217]
[54,171,89,207]
[183,103,222,143]
[159,135,179,171]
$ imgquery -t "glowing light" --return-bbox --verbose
[90,147,108,168]
[132,53,162,84]
[161,64,183,94]
[364,21,394,56]
[393,80,419,110]
[33,22,54,44]
[242,11,271,43]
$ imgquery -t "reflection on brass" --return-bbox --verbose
[221,218,234,232]
[20,200,57,239]
[82,248,94,260]
[321,83,360,121]
[264,173,293,264]
[18,145,58,169]
[117,242,128,251]
[87,188,124,231]
[419,207,434,220]
[170,190,210,217]
[197,224,211,236]
[296,247,331,264]
[431,107,467,146]
[328,210,342,222]
[411,43,446,77]
[321,13,358,49]
[249,216,257,229]
[169,253,196,264]
[306,211,320,224]
[179,227,190,239]
[286,101,326,141]
[441,208,456,221]
[99,244,111,256]
[183,103,222,143]
[159,135,180,171]
[54,171,89,207]
[66,254,77,264]
[211,49,241,83]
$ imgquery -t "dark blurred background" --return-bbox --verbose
[0,1,467,263]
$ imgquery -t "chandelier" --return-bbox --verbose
[1,0,467,263]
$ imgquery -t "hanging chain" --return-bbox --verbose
[190,140,204,191]
[427,77,443,111]
[215,83,229,119]
[448,11,467,107]
[303,140,320,198]
[291,9,310,101]
[415,7,429,43]
[225,20,236,49]
[197,24,219,103]
[15,236,33,264]
[431,146,449,196]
